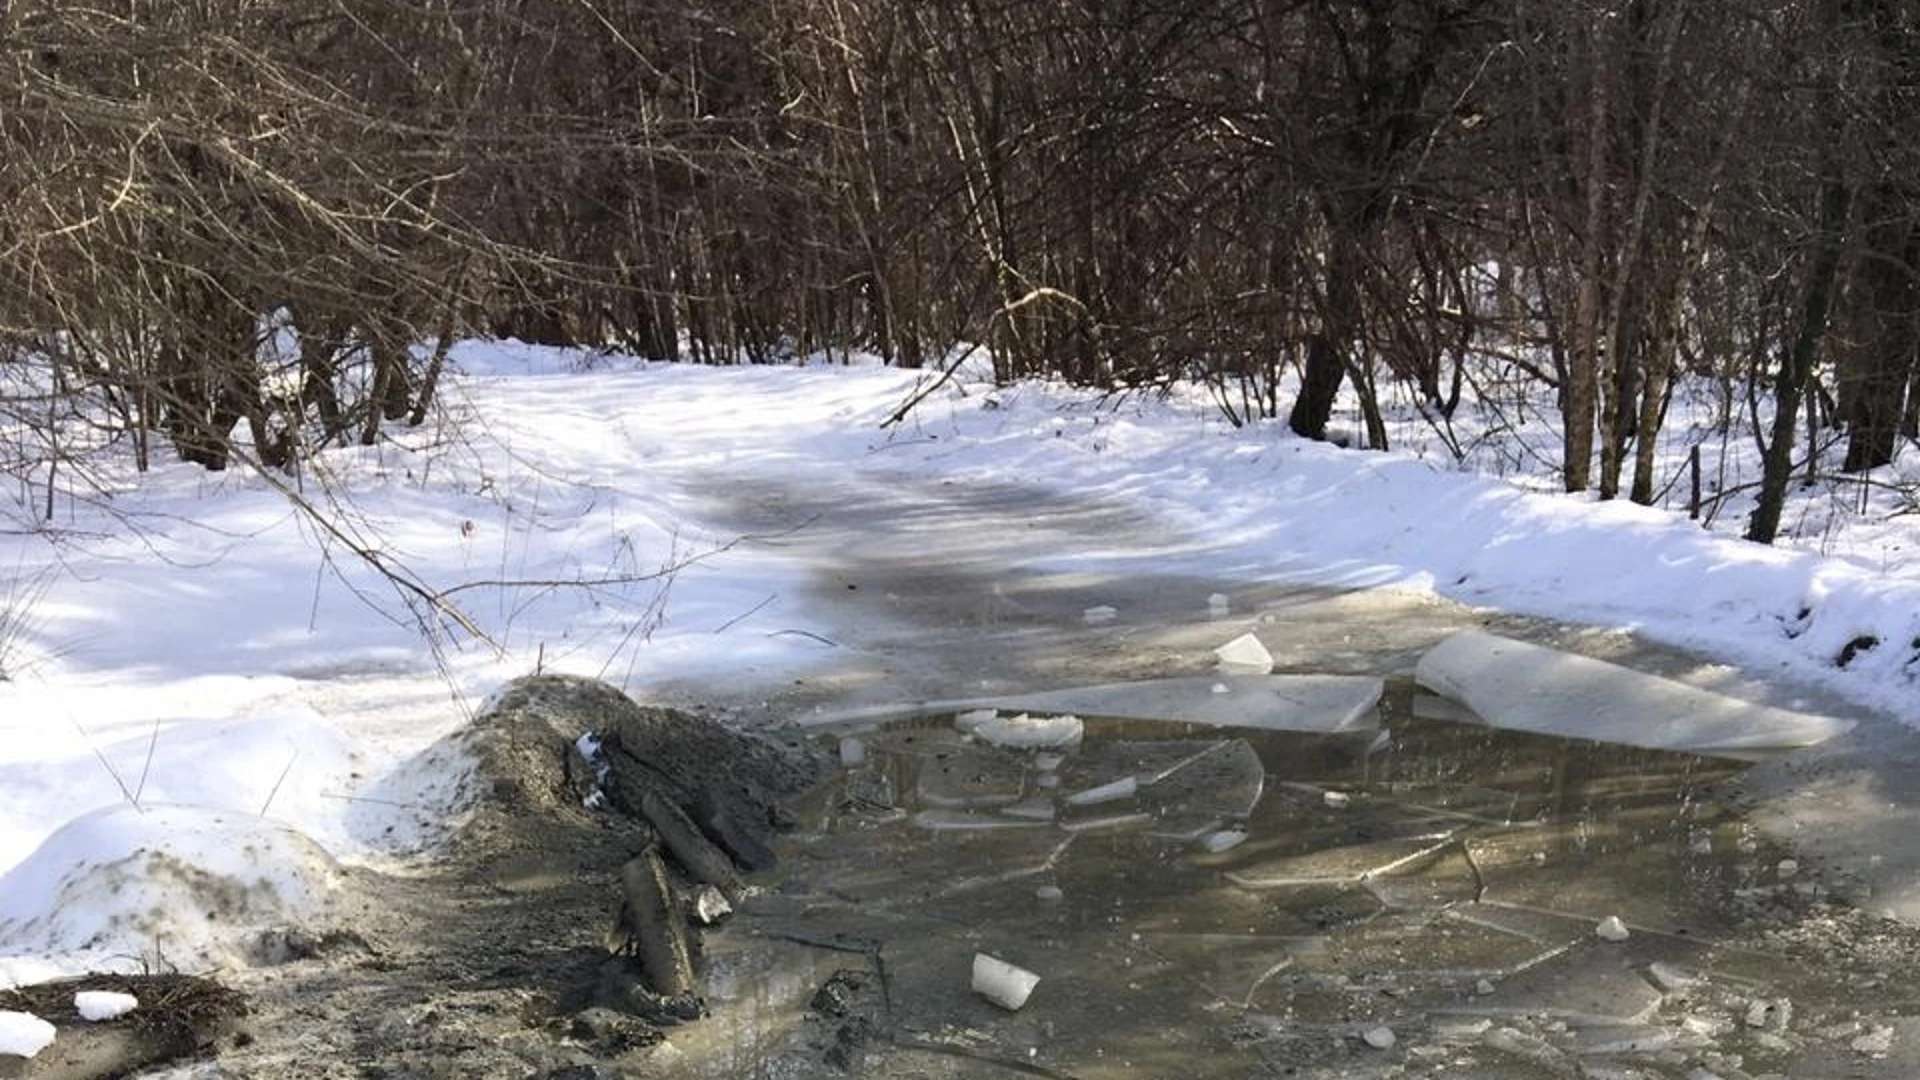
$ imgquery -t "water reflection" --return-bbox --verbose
[675,681,1898,1079]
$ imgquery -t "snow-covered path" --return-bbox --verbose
[6,342,1920,987]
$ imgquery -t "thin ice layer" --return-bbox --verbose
[958,675,1384,733]
[1414,631,1852,754]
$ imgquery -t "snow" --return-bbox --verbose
[0,804,342,983]
[74,989,138,1021]
[0,1010,55,1058]
[1,339,1917,984]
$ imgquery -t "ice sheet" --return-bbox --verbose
[951,675,1383,733]
[808,676,1384,734]
[1415,632,1853,754]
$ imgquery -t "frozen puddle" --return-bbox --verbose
[665,678,1917,1079]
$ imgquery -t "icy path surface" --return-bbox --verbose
[658,464,1920,925]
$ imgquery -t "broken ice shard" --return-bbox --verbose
[1415,631,1852,754]
[1215,633,1275,674]
[1065,775,1138,806]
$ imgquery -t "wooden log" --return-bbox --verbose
[612,847,697,997]
[637,787,745,901]
[692,787,777,873]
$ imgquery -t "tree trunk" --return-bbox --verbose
[1564,14,1612,493]
[1749,175,1850,543]
[1840,207,1918,473]
[1288,332,1344,440]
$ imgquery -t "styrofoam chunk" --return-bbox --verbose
[1214,633,1274,674]
[1065,775,1137,806]
[973,953,1041,1010]
[74,991,138,1022]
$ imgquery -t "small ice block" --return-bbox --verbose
[1065,775,1137,806]
[1214,633,1274,674]
[973,953,1041,1010]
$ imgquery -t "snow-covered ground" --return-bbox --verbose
[3,340,1919,995]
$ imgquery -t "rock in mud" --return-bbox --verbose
[455,675,830,1011]
[463,674,828,833]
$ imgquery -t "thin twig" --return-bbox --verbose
[714,593,776,633]
[768,628,839,647]
[260,752,299,817]
[133,716,163,807]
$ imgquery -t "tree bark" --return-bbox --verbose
[1564,13,1612,493]
[1749,176,1850,543]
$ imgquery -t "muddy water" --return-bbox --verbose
[616,471,1920,1077]
[635,682,1918,1080]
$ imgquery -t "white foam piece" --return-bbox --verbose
[74,990,138,1021]
[1214,633,1274,674]
[944,675,1383,734]
[972,953,1041,1010]
[1415,632,1853,754]
[0,1011,55,1058]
